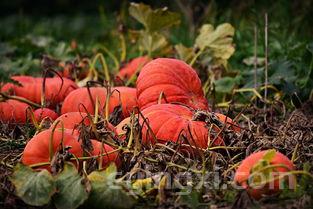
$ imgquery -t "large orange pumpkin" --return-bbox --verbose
[61,87,137,118]
[140,104,223,149]
[136,58,209,111]
[22,129,83,170]
[1,76,78,106]
[234,150,295,200]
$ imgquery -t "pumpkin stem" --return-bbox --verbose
[0,93,41,108]
[49,120,62,162]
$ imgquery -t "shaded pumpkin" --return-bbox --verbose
[52,112,91,135]
[33,108,59,122]
[117,56,151,80]
[234,150,295,200]
[53,112,116,136]
[0,100,30,123]
[61,87,137,118]
[90,140,120,168]
[140,104,223,149]
[21,129,83,170]
[136,58,209,111]
[1,76,78,106]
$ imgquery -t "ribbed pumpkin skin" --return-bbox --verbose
[21,130,83,170]
[140,104,222,149]
[33,108,59,122]
[136,58,209,111]
[91,140,120,168]
[0,100,29,123]
[117,56,151,79]
[61,87,137,118]
[234,150,295,200]
[2,76,78,106]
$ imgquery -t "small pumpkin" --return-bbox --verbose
[234,150,296,200]
[21,129,83,170]
[136,58,209,110]
[0,99,29,123]
[53,112,91,135]
[33,108,59,122]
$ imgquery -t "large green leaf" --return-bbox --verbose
[85,164,136,209]
[10,163,56,206]
[53,163,89,209]
[129,3,180,32]
[195,23,235,66]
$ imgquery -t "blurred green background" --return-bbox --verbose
[1,0,313,101]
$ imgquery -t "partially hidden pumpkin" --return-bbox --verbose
[1,76,78,106]
[21,129,83,170]
[0,100,30,123]
[117,56,151,80]
[61,86,137,118]
[234,150,295,200]
[91,140,120,168]
[140,104,223,149]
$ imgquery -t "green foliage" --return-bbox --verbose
[86,164,136,209]
[11,163,136,209]
[195,23,235,67]
[129,2,180,57]
[10,163,56,206]
[53,163,89,209]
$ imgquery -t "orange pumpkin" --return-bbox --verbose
[136,58,209,111]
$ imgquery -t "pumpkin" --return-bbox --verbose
[234,150,295,200]
[117,56,151,80]
[21,129,83,170]
[91,140,120,168]
[0,99,29,123]
[61,87,137,118]
[53,112,116,136]
[136,58,209,110]
[33,108,59,122]
[1,76,78,106]
[140,104,223,149]
[53,112,91,135]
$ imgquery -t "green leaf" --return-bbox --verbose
[86,165,136,209]
[53,163,89,209]
[175,44,195,62]
[10,163,56,206]
[139,31,168,55]
[129,3,180,32]
[195,23,235,66]
[262,149,276,162]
